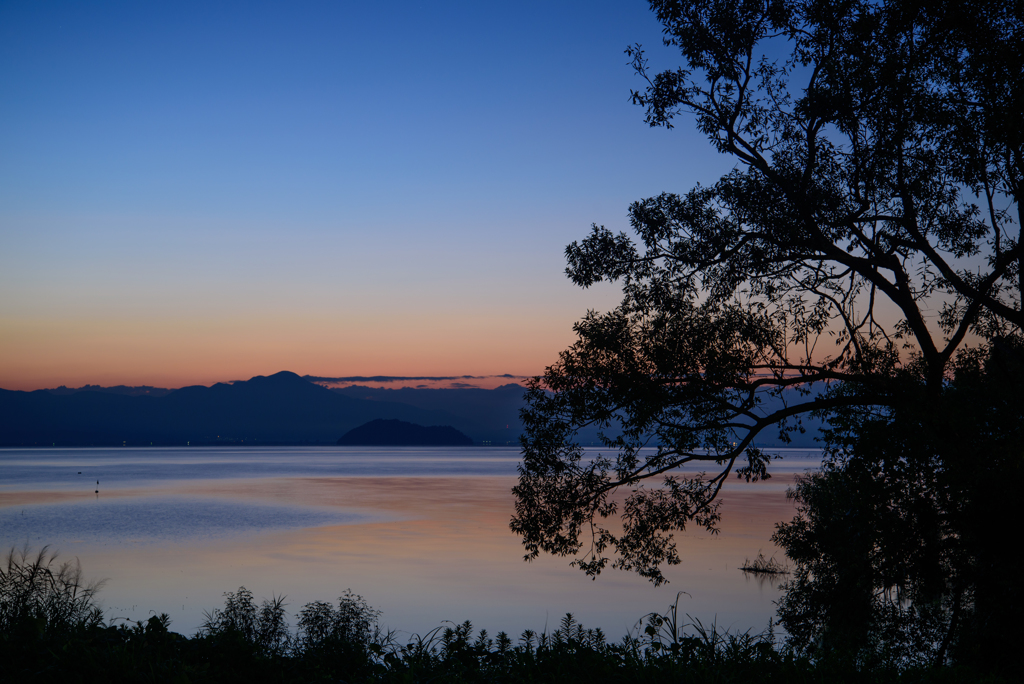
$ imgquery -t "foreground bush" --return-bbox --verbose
[0,545,104,637]
[0,548,1012,683]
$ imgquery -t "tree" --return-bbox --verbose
[511,0,1022,586]
[773,341,1024,670]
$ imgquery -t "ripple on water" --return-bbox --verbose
[0,496,380,547]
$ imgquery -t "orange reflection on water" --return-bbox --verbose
[14,475,800,638]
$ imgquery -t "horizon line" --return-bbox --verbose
[17,372,534,393]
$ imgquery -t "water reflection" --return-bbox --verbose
[0,496,382,544]
[0,447,819,638]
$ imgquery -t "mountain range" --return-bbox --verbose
[0,372,522,447]
[0,371,821,447]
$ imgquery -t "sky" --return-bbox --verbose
[1,1,732,391]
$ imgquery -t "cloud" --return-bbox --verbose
[304,374,528,384]
[304,374,531,391]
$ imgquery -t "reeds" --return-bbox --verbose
[0,548,1006,683]
[740,550,789,575]
[0,544,105,633]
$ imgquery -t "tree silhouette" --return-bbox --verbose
[512,0,1022,585]
[774,340,1023,671]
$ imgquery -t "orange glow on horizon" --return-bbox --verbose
[0,311,575,391]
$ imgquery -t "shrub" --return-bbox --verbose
[295,589,380,652]
[199,586,291,656]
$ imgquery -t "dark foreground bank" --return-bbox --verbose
[1,549,1011,684]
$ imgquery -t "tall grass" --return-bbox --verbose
[739,550,788,575]
[0,545,105,634]
[0,547,1010,683]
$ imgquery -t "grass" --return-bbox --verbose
[0,544,106,634]
[0,546,1010,683]
[739,550,789,575]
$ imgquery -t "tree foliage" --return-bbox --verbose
[512,0,1022,585]
[773,341,1024,671]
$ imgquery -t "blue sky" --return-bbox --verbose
[0,1,732,389]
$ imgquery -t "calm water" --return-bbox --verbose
[0,447,822,638]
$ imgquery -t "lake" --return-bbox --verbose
[0,446,822,640]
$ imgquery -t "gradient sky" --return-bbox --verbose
[1,1,732,390]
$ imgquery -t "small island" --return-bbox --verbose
[337,419,473,446]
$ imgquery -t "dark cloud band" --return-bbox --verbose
[303,374,525,384]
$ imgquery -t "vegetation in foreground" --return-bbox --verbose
[1,547,1011,684]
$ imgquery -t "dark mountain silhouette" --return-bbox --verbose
[0,372,468,446]
[44,384,173,397]
[337,419,473,446]
[330,384,525,445]
[328,382,821,447]
[0,372,821,448]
